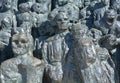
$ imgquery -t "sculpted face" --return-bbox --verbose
[12,33,29,56]
[104,9,117,26]
[2,0,12,10]
[19,3,30,13]
[84,0,90,6]
[101,0,109,6]
[112,1,120,14]
[55,12,68,30]
[72,23,88,39]
[36,0,46,3]
[97,48,109,61]
[57,0,68,6]
[32,3,42,14]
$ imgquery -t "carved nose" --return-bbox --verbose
[61,19,65,24]
[17,42,22,47]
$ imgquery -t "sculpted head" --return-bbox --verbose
[54,11,69,30]
[112,1,120,14]
[2,0,12,10]
[71,22,88,39]
[31,3,43,14]
[84,0,90,6]
[104,9,117,26]
[101,0,109,6]
[57,0,68,6]
[19,3,30,13]
[12,31,34,56]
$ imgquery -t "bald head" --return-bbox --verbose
[12,32,34,56]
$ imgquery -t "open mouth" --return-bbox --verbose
[106,18,114,25]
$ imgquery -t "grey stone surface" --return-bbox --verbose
[41,11,71,83]
[0,31,44,83]
[0,0,16,64]
[0,0,119,83]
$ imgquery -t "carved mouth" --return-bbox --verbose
[13,47,28,55]
[106,18,114,25]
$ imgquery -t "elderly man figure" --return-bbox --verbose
[0,31,44,83]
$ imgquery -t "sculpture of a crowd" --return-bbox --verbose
[0,0,120,83]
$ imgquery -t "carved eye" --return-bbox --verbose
[20,39,27,43]
[57,19,62,21]
[37,5,40,8]
[70,20,73,23]
[5,2,8,5]
[13,40,19,44]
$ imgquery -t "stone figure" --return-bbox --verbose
[61,22,88,83]
[54,0,68,8]
[49,3,79,27]
[31,2,53,58]
[80,0,94,28]
[110,0,118,8]
[69,0,83,8]
[16,2,31,26]
[36,0,51,13]
[71,23,115,83]
[53,0,83,9]
[0,0,16,30]
[18,0,36,5]
[112,1,120,14]
[12,0,18,11]
[0,31,44,83]
[63,3,79,24]
[16,2,32,33]
[98,14,120,50]
[31,0,52,38]
[88,28,102,46]
[98,34,120,83]
[0,0,17,64]
[112,14,120,37]
[93,0,110,21]
[31,3,48,28]
[73,37,98,83]
[96,47,114,75]
[18,0,35,11]
[89,28,115,83]
[71,22,89,39]
[42,11,71,83]
[0,0,119,83]
[98,14,120,83]
[75,38,114,83]
[94,9,117,35]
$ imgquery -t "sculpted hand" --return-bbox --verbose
[48,65,63,81]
